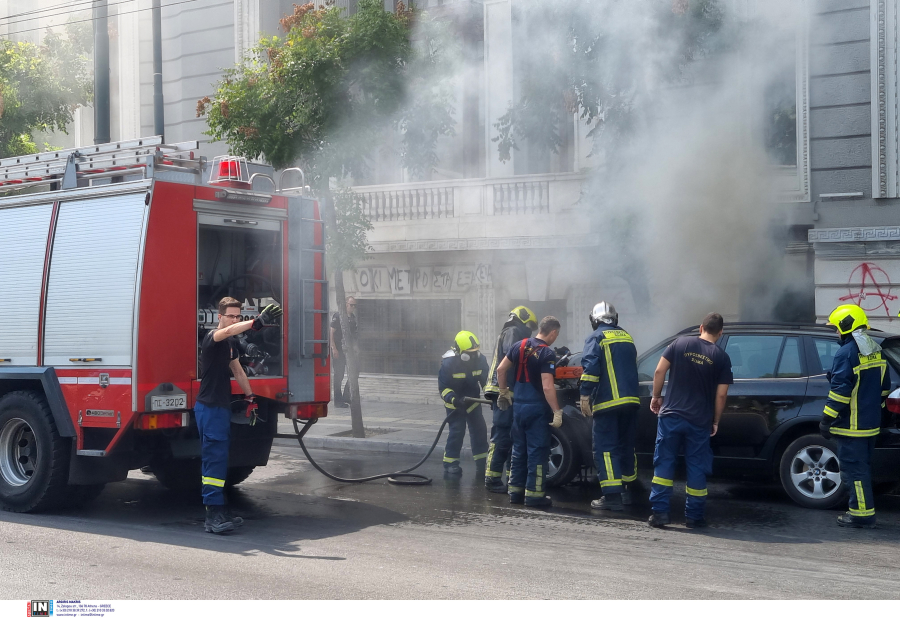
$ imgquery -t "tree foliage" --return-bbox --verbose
[493,0,725,162]
[328,187,374,273]
[0,22,92,158]
[198,0,455,186]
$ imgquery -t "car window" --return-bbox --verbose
[725,335,783,379]
[813,338,842,375]
[777,337,803,378]
[637,343,668,381]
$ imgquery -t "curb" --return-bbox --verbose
[274,434,472,458]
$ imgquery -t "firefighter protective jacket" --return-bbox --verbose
[823,336,891,437]
[580,324,640,412]
[484,319,533,397]
[439,351,489,413]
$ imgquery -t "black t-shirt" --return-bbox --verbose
[505,337,557,403]
[660,335,733,427]
[330,312,358,351]
[197,330,238,409]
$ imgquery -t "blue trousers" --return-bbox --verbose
[485,402,513,479]
[836,436,876,519]
[649,414,712,520]
[509,402,551,497]
[592,404,638,495]
[194,402,230,506]
[443,405,489,467]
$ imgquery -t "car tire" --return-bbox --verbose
[779,434,846,510]
[226,465,255,487]
[546,423,580,488]
[0,390,71,513]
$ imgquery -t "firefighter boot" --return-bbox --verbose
[509,491,525,504]
[205,505,236,534]
[524,495,552,508]
[685,517,708,529]
[621,487,633,506]
[485,477,507,493]
[837,512,876,529]
[648,511,671,528]
[591,493,624,511]
[444,462,463,476]
[225,509,244,528]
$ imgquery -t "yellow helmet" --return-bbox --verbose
[829,304,868,335]
[453,330,480,354]
[510,306,538,330]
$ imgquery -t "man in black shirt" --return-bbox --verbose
[196,296,281,533]
[648,313,733,529]
[330,296,358,407]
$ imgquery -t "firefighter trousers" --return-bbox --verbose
[443,405,489,468]
[592,404,638,495]
[836,436,876,520]
[194,401,230,506]
[649,414,712,520]
[508,402,551,498]
[485,402,513,479]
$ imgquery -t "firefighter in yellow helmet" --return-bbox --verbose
[438,331,490,475]
[483,306,537,492]
[821,305,891,528]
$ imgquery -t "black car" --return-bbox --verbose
[546,323,900,509]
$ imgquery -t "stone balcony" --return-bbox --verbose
[351,172,593,253]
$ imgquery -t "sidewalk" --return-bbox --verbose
[274,398,479,458]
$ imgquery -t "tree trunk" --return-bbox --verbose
[320,192,365,438]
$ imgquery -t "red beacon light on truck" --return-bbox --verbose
[208,155,252,189]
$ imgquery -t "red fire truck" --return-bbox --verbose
[0,137,329,512]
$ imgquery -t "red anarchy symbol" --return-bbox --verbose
[839,262,897,318]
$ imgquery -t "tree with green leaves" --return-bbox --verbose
[199,0,455,437]
[0,22,92,158]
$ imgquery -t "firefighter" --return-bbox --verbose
[579,302,640,511]
[196,297,282,534]
[495,316,563,508]
[648,313,732,528]
[438,331,491,475]
[483,306,537,492]
[820,305,891,529]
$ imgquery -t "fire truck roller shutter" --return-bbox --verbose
[43,192,148,366]
[0,203,53,365]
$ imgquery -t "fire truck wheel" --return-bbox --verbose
[226,466,255,487]
[0,390,71,513]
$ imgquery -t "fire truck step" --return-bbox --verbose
[76,450,107,457]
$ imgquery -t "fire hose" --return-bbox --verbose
[286,396,492,486]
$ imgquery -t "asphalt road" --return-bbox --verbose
[2,445,899,600]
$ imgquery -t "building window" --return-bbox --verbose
[357,299,462,375]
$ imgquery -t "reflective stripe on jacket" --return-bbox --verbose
[438,350,489,411]
[580,324,640,412]
[823,337,890,437]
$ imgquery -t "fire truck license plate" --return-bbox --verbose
[150,395,187,411]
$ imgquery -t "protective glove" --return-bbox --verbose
[497,388,513,411]
[252,303,283,331]
[550,409,563,428]
[819,420,833,440]
[447,393,459,408]
[580,395,592,418]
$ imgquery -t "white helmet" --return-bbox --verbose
[590,301,617,329]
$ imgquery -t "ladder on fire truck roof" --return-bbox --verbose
[0,136,201,194]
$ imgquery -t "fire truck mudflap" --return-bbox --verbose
[0,138,330,512]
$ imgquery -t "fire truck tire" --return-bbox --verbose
[226,466,255,486]
[0,390,71,513]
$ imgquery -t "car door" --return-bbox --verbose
[717,334,808,457]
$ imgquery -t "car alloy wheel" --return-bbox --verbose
[789,444,842,500]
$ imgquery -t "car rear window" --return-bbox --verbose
[882,338,900,376]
